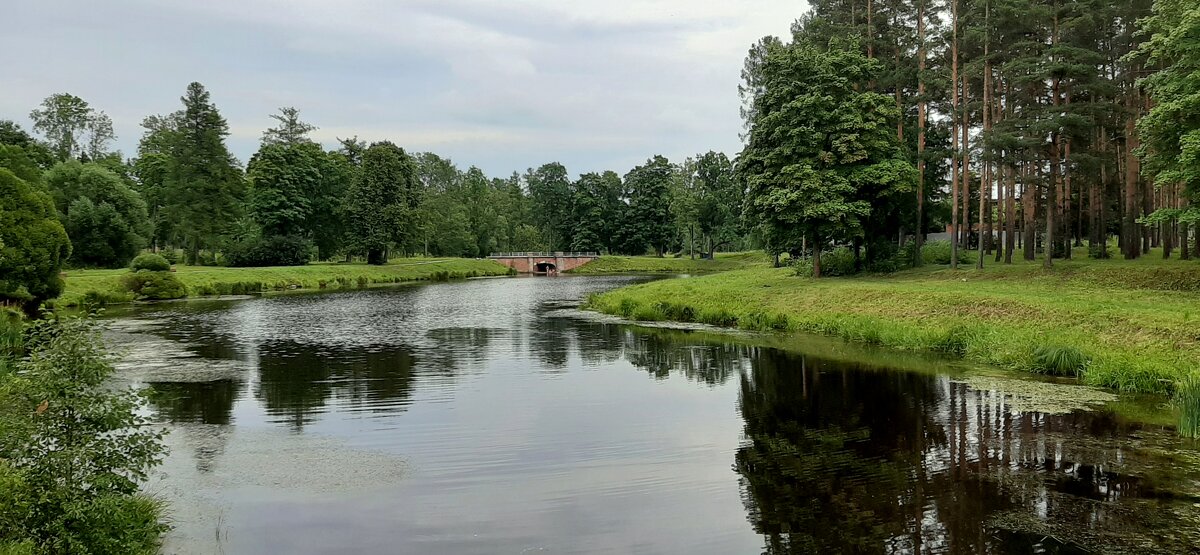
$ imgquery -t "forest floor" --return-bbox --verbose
[55,258,513,308]
[567,251,773,274]
[586,248,1200,395]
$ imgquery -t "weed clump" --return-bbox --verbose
[1176,374,1200,439]
[1030,345,1089,377]
[933,325,976,357]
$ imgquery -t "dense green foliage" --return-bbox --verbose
[741,38,915,276]
[45,162,150,268]
[0,169,71,314]
[224,234,312,267]
[0,317,166,553]
[346,142,418,264]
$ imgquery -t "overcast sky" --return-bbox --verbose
[3,0,806,177]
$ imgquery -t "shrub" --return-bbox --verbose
[129,253,171,272]
[224,235,312,267]
[119,271,187,300]
[897,240,973,267]
[793,247,858,277]
[1030,345,1089,377]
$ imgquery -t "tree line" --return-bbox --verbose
[0,84,747,309]
[740,0,1200,274]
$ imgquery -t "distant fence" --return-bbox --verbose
[489,252,600,258]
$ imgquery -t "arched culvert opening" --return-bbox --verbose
[535,262,557,275]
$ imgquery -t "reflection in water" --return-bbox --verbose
[110,276,1200,555]
[148,380,241,425]
[734,348,1196,553]
[256,343,417,430]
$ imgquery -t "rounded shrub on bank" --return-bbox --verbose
[120,271,186,300]
[129,253,171,272]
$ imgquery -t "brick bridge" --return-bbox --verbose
[489,252,600,274]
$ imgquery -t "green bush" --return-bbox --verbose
[225,235,312,267]
[129,253,171,272]
[793,247,858,277]
[119,271,187,300]
[896,240,973,267]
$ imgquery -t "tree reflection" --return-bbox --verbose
[734,347,1199,553]
[147,379,242,425]
[255,342,417,430]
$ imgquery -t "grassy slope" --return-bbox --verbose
[568,251,772,274]
[588,252,1200,394]
[57,258,512,307]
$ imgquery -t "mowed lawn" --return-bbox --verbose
[57,258,512,307]
[567,251,773,274]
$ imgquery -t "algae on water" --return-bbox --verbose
[953,373,1118,414]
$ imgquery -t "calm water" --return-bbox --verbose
[105,276,1200,554]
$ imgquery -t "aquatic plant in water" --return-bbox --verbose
[1177,373,1200,439]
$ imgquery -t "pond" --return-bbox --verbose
[105,276,1200,554]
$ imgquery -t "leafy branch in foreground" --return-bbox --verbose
[0,316,167,554]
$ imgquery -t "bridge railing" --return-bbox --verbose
[489,252,600,258]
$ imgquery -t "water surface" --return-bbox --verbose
[107,276,1200,554]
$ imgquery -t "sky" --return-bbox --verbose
[3,0,807,178]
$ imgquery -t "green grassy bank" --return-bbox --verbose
[56,258,513,307]
[567,251,772,274]
[586,253,1200,395]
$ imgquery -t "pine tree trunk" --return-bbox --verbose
[1023,166,1036,261]
[950,0,960,269]
[1005,163,1016,264]
[914,0,927,263]
[1123,93,1141,260]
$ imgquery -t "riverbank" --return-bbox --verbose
[55,258,514,307]
[567,251,771,274]
[586,254,1200,395]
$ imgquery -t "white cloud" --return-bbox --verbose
[2,0,807,176]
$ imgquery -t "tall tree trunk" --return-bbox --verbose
[812,230,822,278]
[1005,163,1016,264]
[962,84,972,252]
[950,0,960,269]
[915,0,928,263]
[979,28,991,269]
[1023,165,1036,261]
[1123,93,1141,259]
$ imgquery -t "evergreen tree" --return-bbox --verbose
[161,83,244,263]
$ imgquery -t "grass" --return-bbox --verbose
[567,251,772,274]
[1178,374,1200,439]
[586,247,1200,397]
[55,258,514,307]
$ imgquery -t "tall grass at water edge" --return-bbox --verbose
[1177,374,1200,439]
